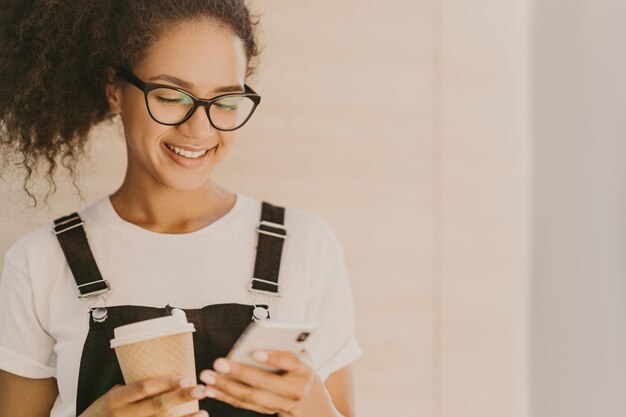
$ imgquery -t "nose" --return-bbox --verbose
[178,104,216,139]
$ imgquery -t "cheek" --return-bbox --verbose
[121,106,166,150]
[121,95,161,138]
[214,132,236,159]
[121,123,170,167]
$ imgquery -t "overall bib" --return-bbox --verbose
[53,201,288,417]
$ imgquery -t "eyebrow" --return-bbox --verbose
[147,74,244,93]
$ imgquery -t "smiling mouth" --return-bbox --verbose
[164,143,213,159]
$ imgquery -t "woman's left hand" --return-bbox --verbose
[198,350,332,416]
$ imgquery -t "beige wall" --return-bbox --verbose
[437,1,530,416]
[0,1,533,417]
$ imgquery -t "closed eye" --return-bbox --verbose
[214,97,243,111]
[216,102,238,110]
[153,91,194,105]
[156,96,180,104]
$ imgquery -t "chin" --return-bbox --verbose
[161,175,212,192]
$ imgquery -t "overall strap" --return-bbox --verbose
[53,202,285,301]
[53,213,111,299]
[249,202,287,298]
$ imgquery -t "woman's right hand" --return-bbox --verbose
[78,374,209,417]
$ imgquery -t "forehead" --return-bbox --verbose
[135,20,247,94]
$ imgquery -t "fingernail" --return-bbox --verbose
[200,370,216,385]
[179,378,195,388]
[205,387,217,398]
[252,350,268,362]
[191,386,206,398]
[214,358,230,374]
[195,411,209,417]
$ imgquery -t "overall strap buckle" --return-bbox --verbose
[249,278,281,297]
[248,202,287,301]
[53,214,84,235]
[256,220,288,240]
[77,280,111,299]
[52,212,111,299]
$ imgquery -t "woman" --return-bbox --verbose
[0,1,362,416]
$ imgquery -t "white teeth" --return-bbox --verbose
[165,143,208,159]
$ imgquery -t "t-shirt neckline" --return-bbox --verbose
[92,192,248,245]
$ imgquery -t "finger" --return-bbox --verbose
[249,350,309,374]
[298,349,314,368]
[124,384,209,417]
[184,410,209,417]
[112,374,187,405]
[183,409,210,417]
[204,359,304,400]
[201,371,294,414]
[203,385,278,415]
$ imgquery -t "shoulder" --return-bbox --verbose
[285,205,340,247]
[3,200,97,273]
[4,222,60,273]
[247,195,344,262]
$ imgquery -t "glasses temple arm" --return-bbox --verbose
[115,67,145,90]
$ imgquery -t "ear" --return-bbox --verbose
[105,67,123,115]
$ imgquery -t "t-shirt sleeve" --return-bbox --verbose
[304,225,363,382]
[0,255,56,378]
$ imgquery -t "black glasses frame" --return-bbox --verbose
[114,67,261,131]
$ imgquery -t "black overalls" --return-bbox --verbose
[52,201,289,417]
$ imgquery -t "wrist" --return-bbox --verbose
[281,372,344,417]
[310,373,345,417]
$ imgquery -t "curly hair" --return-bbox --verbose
[0,0,260,207]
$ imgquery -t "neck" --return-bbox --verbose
[109,177,235,235]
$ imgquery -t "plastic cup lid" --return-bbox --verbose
[110,308,196,349]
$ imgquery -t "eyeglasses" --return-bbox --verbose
[115,67,261,131]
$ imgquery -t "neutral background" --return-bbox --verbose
[0,0,528,416]
[2,1,625,417]
[531,1,626,416]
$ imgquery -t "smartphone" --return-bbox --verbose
[226,319,317,373]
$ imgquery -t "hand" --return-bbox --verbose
[198,350,330,416]
[78,374,210,417]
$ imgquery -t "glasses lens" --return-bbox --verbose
[209,96,256,130]
[146,88,194,124]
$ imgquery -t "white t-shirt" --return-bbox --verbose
[0,192,362,417]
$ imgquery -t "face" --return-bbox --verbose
[106,20,249,192]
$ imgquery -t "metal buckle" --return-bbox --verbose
[53,215,84,235]
[252,305,270,321]
[77,279,111,299]
[88,293,109,323]
[256,220,287,239]
[248,277,281,298]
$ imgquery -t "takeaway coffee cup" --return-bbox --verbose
[110,308,198,417]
